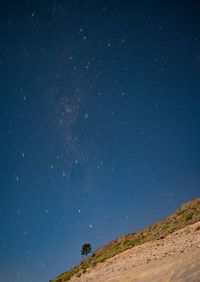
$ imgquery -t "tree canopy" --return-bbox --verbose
[81,243,92,256]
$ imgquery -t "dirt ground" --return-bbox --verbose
[70,221,200,282]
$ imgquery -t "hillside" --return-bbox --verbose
[52,198,200,282]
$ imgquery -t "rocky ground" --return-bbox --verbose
[70,221,200,282]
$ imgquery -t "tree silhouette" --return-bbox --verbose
[81,243,92,256]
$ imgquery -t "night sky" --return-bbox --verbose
[0,1,200,281]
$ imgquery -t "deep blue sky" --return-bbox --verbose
[0,1,200,281]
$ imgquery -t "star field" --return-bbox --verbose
[0,1,200,282]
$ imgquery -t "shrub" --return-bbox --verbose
[185,212,194,221]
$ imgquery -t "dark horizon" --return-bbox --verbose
[0,1,200,282]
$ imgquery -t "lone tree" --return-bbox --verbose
[81,243,92,256]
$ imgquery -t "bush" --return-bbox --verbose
[185,212,194,221]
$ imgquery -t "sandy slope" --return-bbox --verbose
[70,221,200,282]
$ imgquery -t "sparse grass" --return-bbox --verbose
[52,198,200,282]
[177,209,186,216]
[185,212,194,221]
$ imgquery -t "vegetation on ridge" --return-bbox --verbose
[51,198,200,282]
